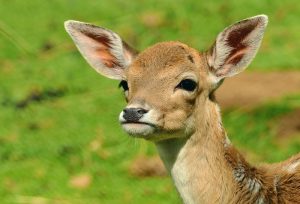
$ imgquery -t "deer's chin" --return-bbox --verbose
[121,122,187,142]
[121,122,156,137]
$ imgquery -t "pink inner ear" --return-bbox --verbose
[84,31,122,68]
[96,47,121,68]
[225,49,247,65]
[224,20,259,65]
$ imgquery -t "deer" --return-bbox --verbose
[64,15,300,204]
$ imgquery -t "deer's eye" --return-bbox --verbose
[176,79,197,92]
[119,80,129,91]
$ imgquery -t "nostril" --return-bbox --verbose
[137,108,148,115]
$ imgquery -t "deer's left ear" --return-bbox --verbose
[207,15,268,83]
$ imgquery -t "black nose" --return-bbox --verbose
[123,108,148,122]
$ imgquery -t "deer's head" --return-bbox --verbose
[65,15,268,141]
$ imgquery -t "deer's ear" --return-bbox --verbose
[207,15,268,83]
[64,20,138,80]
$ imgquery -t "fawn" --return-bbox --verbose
[65,15,300,203]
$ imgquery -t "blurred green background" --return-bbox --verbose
[0,0,299,203]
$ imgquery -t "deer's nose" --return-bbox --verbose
[123,108,148,122]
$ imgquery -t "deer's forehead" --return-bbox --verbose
[126,42,204,81]
[134,42,195,68]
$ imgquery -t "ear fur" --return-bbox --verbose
[64,20,137,80]
[207,15,268,82]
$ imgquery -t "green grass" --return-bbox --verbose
[0,0,300,203]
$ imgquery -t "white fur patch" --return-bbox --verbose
[234,165,263,197]
[171,144,197,204]
[284,160,300,173]
[234,165,246,182]
[224,135,231,147]
[256,197,265,204]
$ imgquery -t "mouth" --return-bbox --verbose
[121,121,156,127]
[120,121,157,136]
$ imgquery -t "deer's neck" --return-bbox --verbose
[155,99,267,204]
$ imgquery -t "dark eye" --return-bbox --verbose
[119,80,129,91]
[176,79,197,92]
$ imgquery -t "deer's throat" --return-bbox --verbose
[155,101,236,203]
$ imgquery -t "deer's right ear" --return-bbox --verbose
[64,20,137,80]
